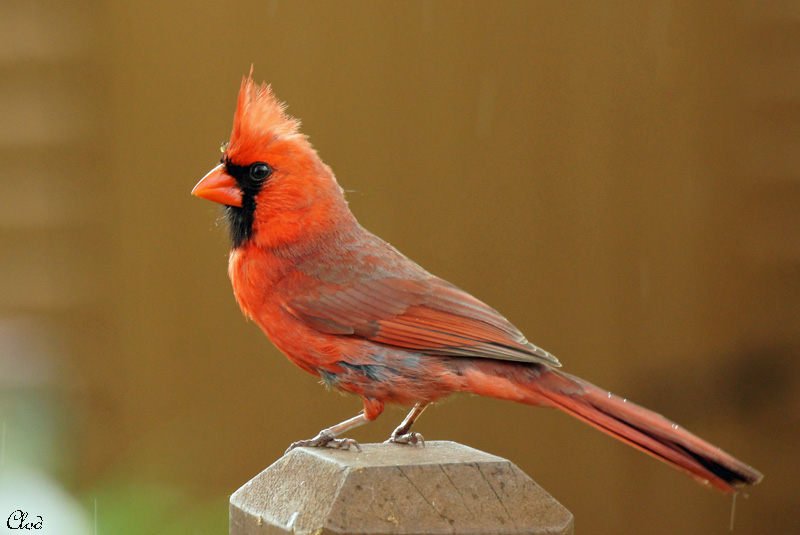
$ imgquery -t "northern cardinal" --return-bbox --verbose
[192,72,762,493]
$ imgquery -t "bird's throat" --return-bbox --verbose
[225,193,257,249]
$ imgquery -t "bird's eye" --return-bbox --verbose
[249,163,272,182]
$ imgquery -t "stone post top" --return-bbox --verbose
[230,441,573,535]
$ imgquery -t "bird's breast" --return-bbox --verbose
[227,246,289,320]
[227,244,342,373]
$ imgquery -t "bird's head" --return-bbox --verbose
[193,71,351,250]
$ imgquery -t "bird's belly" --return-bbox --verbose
[315,348,465,406]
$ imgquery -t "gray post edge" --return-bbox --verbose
[229,440,573,535]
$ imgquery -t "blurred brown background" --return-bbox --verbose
[1,1,797,534]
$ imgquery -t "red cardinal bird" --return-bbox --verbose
[193,73,762,493]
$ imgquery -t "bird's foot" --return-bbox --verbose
[285,431,361,454]
[384,432,425,447]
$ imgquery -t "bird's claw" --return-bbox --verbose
[384,432,425,447]
[286,432,361,454]
[328,437,361,451]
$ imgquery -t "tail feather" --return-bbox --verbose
[463,364,763,493]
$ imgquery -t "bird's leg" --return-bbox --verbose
[286,413,368,454]
[385,402,428,446]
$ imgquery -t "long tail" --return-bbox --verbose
[462,362,763,493]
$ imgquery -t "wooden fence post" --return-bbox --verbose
[229,440,573,535]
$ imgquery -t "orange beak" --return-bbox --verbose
[192,164,242,207]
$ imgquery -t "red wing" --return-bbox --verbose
[287,276,560,366]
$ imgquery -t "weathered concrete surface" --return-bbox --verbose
[230,441,573,535]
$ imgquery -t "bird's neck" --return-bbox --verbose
[253,191,357,251]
